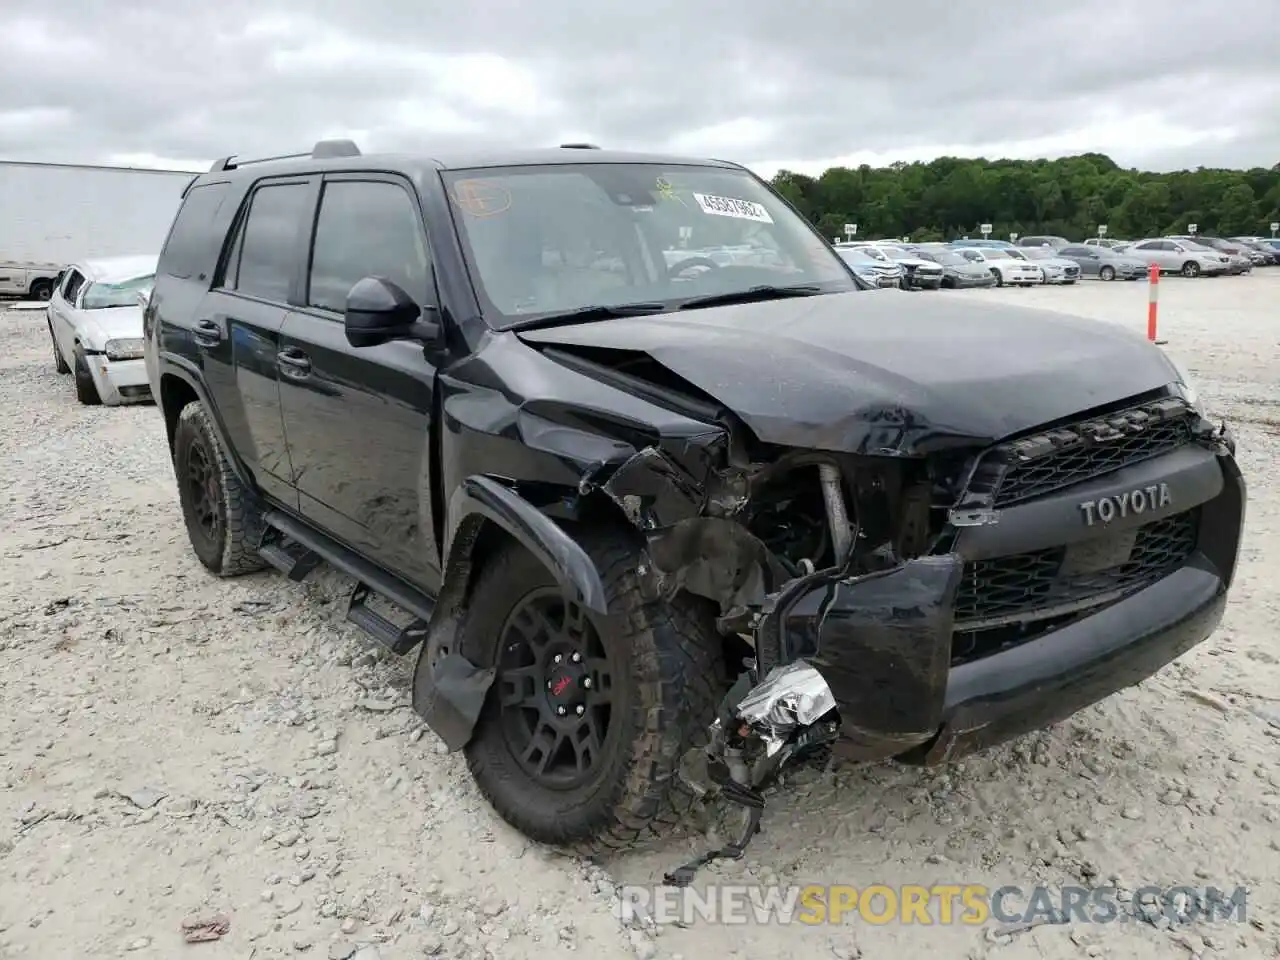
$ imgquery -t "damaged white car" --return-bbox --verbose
[47,255,158,405]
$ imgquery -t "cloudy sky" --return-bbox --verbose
[3,0,1278,177]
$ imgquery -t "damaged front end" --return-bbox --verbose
[579,413,972,882]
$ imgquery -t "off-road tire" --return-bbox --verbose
[172,402,267,577]
[72,346,101,405]
[1099,265,1115,281]
[462,530,723,855]
[49,323,70,374]
[1181,261,1201,278]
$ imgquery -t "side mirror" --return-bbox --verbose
[344,277,440,349]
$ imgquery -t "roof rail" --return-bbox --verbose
[205,139,361,173]
[559,142,601,149]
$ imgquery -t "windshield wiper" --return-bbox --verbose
[510,302,669,330]
[677,284,824,310]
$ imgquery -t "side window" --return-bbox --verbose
[232,183,311,303]
[63,269,86,303]
[159,182,232,279]
[307,179,430,313]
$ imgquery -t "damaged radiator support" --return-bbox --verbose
[664,461,854,885]
[664,661,840,886]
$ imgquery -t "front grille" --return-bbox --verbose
[990,398,1196,507]
[954,509,1198,627]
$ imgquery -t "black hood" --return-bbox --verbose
[517,291,1180,455]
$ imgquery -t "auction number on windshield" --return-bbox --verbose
[693,192,774,223]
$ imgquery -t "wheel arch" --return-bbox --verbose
[156,355,256,491]
[412,476,637,749]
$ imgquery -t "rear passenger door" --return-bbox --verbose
[276,174,443,594]
[196,176,316,507]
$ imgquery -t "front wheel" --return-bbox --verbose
[991,269,1003,287]
[29,280,53,302]
[1099,265,1115,281]
[460,531,723,854]
[72,346,101,405]
[172,402,266,577]
[1181,261,1201,278]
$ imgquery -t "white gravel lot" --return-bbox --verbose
[2,273,1278,960]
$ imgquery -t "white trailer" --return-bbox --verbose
[0,160,195,300]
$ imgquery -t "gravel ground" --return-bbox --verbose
[2,273,1278,960]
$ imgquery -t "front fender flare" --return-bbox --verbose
[411,475,609,750]
[446,475,608,615]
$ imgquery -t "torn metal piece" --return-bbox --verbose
[736,661,838,757]
[665,660,839,886]
[415,652,496,751]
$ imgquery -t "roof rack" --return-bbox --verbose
[559,142,601,149]
[208,138,363,172]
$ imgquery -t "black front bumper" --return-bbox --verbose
[766,446,1245,764]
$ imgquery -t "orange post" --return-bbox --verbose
[1147,265,1165,344]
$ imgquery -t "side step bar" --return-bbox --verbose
[346,583,430,655]
[259,509,436,655]
[258,528,322,581]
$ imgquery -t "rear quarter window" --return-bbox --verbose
[158,181,233,280]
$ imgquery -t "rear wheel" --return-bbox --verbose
[71,346,101,405]
[171,402,266,577]
[49,323,70,374]
[1099,265,1115,281]
[461,530,723,854]
[1181,261,1201,278]
[991,269,1003,287]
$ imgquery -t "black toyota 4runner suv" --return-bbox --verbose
[143,140,1245,855]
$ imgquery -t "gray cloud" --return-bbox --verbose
[2,0,1278,174]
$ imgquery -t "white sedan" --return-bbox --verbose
[46,255,157,405]
[956,247,1044,286]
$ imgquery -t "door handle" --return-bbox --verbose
[193,319,222,347]
[276,348,312,377]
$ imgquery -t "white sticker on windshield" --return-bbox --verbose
[692,193,774,223]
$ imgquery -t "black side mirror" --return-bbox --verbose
[344,277,440,349]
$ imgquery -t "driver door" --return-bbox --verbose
[276,173,443,593]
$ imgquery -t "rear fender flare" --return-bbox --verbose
[157,353,254,490]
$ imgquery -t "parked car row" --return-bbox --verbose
[952,233,1280,277]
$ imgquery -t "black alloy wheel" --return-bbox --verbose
[183,434,223,550]
[496,588,616,789]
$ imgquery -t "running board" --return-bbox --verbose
[258,534,322,581]
[346,583,429,655]
[259,508,436,656]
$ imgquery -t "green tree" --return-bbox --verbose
[769,154,1280,240]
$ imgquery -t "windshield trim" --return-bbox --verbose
[440,162,858,331]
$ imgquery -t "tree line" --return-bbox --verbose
[769,153,1280,242]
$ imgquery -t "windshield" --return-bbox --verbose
[878,247,913,260]
[80,275,154,309]
[836,248,880,265]
[923,250,964,265]
[982,249,1012,259]
[1019,247,1054,259]
[442,163,855,327]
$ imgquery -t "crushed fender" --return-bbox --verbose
[417,652,496,751]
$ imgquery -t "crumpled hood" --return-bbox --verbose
[518,292,1181,455]
[77,306,144,350]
